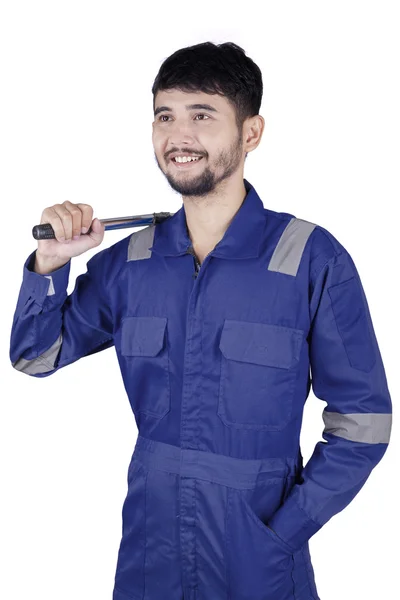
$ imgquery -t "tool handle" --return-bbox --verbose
[32,212,173,240]
[32,223,56,240]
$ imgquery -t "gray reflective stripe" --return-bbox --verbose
[268,217,317,276]
[44,275,55,296]
[127,225,155,261]
[323,410,392,444]
[12,333,63,374]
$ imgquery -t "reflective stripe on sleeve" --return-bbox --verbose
[44,275,55,296]
[323,410,392,444]
[12,333,63,374]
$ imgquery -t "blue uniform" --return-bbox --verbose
[10,178,392,599]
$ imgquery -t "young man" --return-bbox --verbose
[10,42,392,600]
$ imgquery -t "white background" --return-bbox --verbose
[1,1,398,599]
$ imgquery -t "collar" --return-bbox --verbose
[149,178,266,260]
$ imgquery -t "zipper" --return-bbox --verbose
[186,245,202,279]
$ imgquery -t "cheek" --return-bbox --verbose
[152,136,166,159]
[152,129,164,146]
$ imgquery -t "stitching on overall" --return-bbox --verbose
[328,283,376,373]
[194,477,198,592]
[142,469,148,600]
[225,487,232,600]
[197,276,205,452]
[301,545,319,600]
[114,585,143,600]
[289,553,296,600]
[165,323,172,415]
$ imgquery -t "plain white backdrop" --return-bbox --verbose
[1,1,398,599]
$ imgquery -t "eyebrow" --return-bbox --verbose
[154,103,219,117]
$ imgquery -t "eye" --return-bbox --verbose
[157,113,210,122]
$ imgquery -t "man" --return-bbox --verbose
[10,41,392,600]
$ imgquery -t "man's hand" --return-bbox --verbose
[34,201,105,274]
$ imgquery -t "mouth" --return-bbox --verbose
[170,156,204,169]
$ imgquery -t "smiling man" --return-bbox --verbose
[10,42,392,600]
[152,84,259,265]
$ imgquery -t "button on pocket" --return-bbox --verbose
[217,319,303,431]
[120,316,170,419]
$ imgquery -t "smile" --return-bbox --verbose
[171,157,204,168]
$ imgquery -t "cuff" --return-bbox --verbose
[267,492,322,552]
[23,250,71,307]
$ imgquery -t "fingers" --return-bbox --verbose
[40,201,94,242]
[76,203,94,234]
[87,217,105,245]
[40,206,67,242]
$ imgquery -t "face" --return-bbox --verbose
[152,89,245,197]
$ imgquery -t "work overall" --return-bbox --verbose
[10,178,392,599]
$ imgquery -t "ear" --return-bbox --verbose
[244,115,265,153]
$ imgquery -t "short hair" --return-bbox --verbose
[151,41,263,134]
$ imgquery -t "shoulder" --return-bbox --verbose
[92,224,156,262]
[86,224,156,288]
[265,207,349,277]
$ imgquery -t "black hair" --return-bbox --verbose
[151,41,263,134]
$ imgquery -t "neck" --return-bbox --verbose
[183,176,247,251]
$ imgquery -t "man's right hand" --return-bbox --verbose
[34,201,105,274]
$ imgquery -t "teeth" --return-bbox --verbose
[174,156,201,163]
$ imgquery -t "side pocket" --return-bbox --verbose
[127,455,142,486]
[328,276,376,372]
[225,487,294,599]
[114,462,147,598]
[240,490,294,555]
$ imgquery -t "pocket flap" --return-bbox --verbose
[219,319,303,369]
[121,316,167,356]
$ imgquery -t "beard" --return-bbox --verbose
[154,131,244,198]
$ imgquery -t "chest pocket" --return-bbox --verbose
[120,316,170,419]
[217,319,303,431]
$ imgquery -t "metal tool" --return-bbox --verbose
[32,212,174,240]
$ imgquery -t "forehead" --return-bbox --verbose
[154,89,232,116]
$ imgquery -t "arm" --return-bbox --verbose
[267,247,392,551]
[10,246,114,377]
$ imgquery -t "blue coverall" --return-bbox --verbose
[10,178,392,600]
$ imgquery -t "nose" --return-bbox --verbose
[168,119,198,144]
[169,135,196,149]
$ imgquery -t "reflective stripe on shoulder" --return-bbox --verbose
[323,410,392,444]
[12,332,63,374]
[127,225,156,261]
[268,217,317,276]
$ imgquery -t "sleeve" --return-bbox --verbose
[10,247,115,377]
[267,247,393,552]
